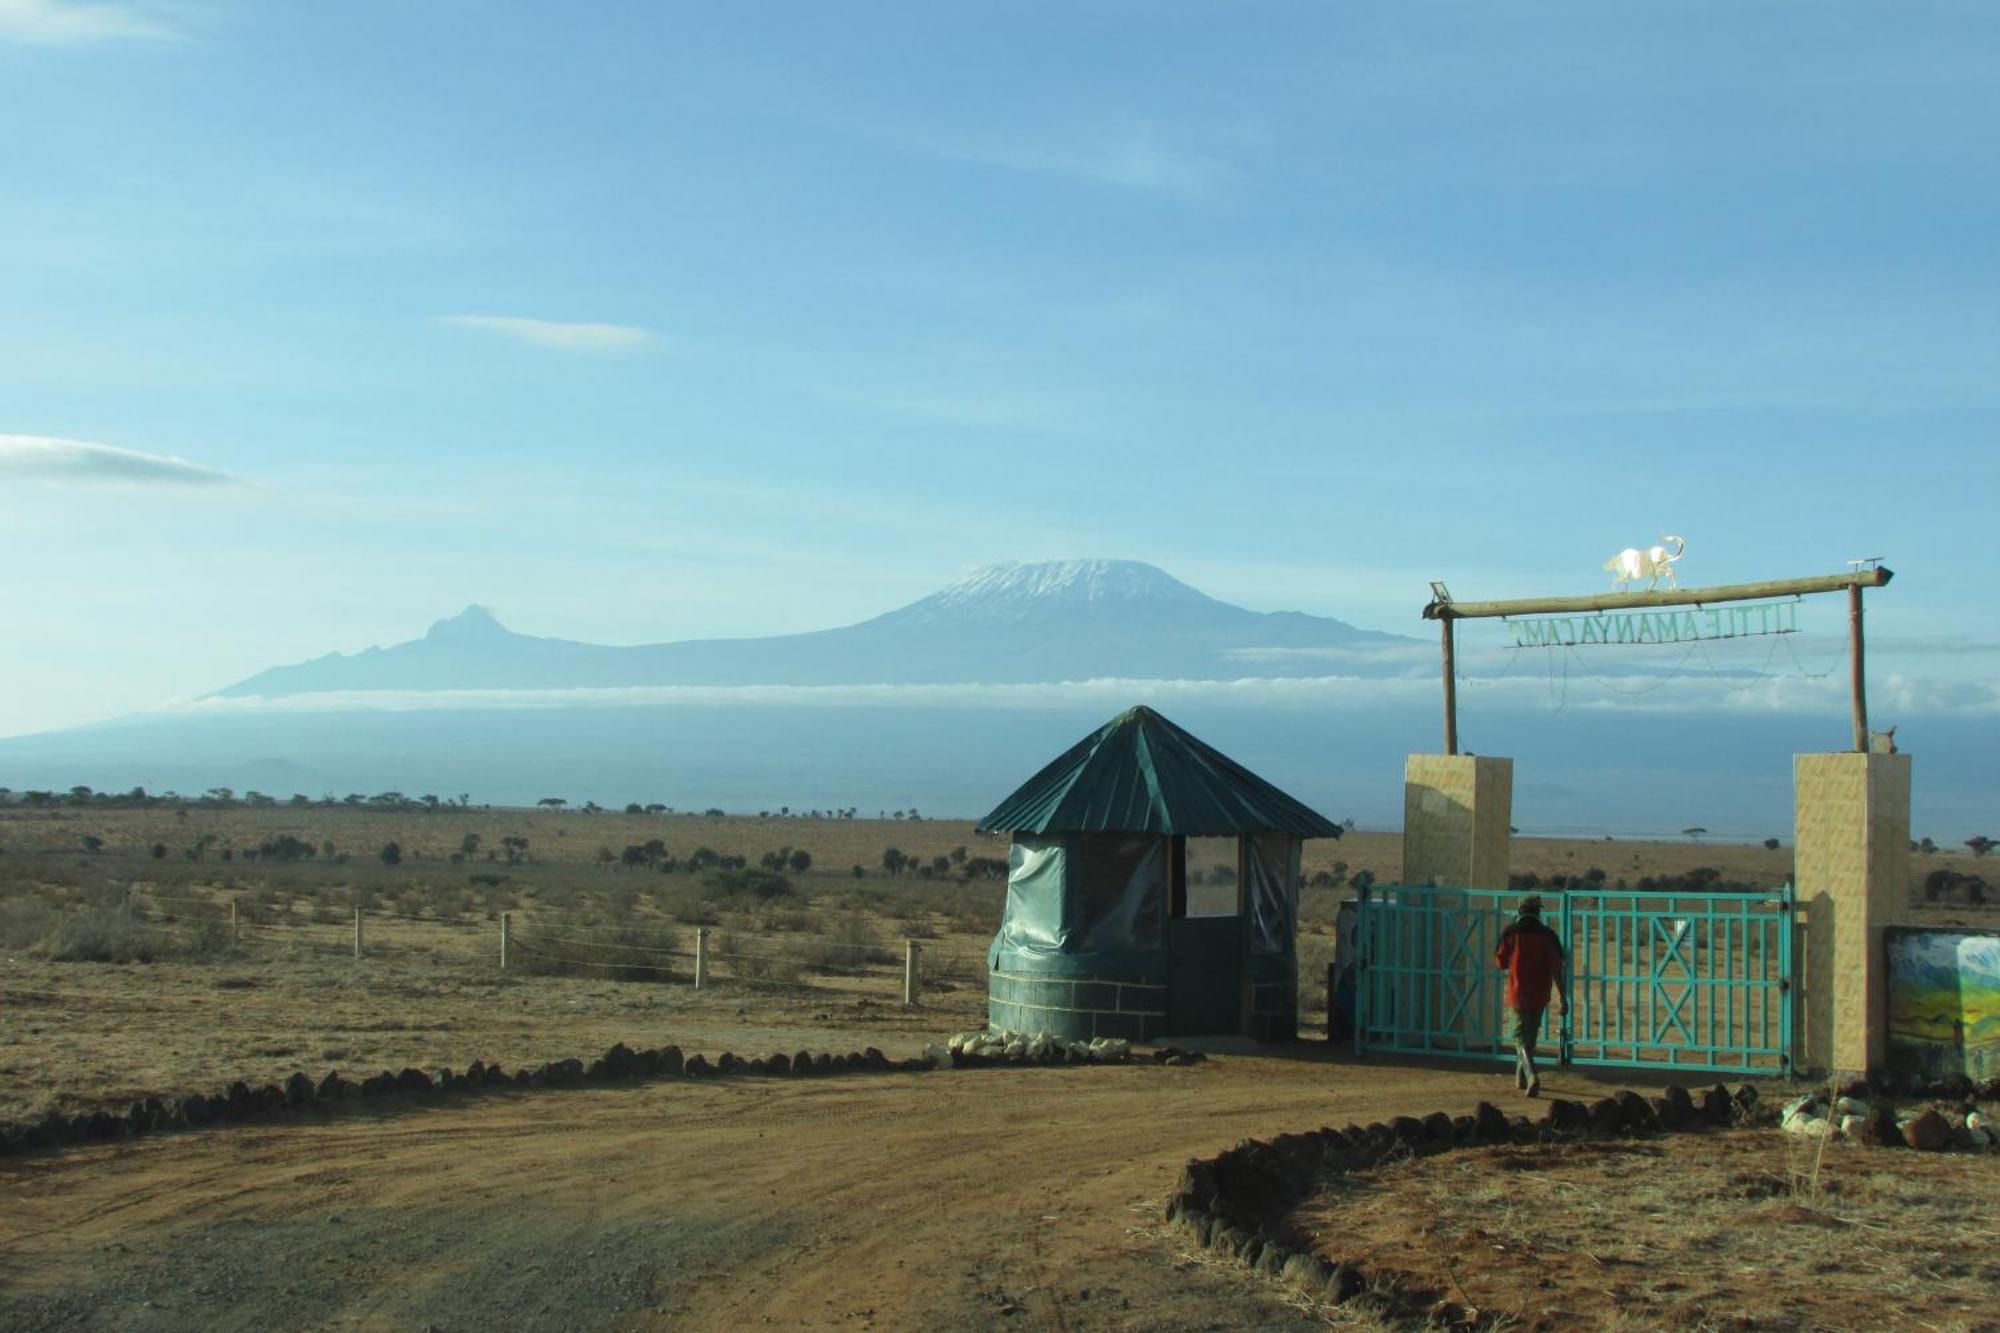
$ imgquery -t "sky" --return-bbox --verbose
[3,1,1998,739]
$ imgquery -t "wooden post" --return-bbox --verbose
[903,939,922,1006]
[353,906,363,959]
[500,911,511,971]
[1441,617,1459,756]
[229,899,239,948]
[1422,567,1892,754]
[695,926,709,989]
[1848,582,1868,752]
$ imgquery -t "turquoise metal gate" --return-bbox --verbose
[1352,883,1794,1075]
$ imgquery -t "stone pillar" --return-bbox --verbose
[1403,754,1513,889]
[1795,752,1911,1078]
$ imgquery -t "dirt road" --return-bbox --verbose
[0,1049,1595,1331]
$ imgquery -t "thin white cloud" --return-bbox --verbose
[439,314,652,352]
[163,670,2000,718]
[910,122,1231,199]
[0,0,178,44]
[0,434,241,487]
[816,384,1098,436]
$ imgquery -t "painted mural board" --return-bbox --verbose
[1884,928,2000,1082]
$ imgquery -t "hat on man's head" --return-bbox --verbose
[1518,895,1544,917]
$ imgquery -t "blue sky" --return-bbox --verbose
[3,2,1997,738]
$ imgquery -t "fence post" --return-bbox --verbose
[353,906,363,959]
[1557,892,1574,1067]
[500,911,511,971]
[229,899,239,949]
[903,939,922,1006]
[694,926,709,989]
[1351,888,1367,1056]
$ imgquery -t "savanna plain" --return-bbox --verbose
[2,802,1996,1331]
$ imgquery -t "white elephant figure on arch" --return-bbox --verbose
[1604,535,1685,590]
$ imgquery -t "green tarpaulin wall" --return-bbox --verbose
[980,707,1338,1042]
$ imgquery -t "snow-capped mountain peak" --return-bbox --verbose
[887,559,1218,623]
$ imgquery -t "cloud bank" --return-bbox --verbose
[439,314,652,352]
[0,0,176,45]
[0,434,240,487]
[169,671,2000,718]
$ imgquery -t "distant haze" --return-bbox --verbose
[209,560,1415,696]
[1,560,1989,841]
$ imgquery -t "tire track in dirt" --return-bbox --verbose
[1,1053,1571,1330]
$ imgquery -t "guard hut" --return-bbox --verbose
[979,706,1343,1043]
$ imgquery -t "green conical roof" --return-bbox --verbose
[976,705,1343,839]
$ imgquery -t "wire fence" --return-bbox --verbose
[32,887,974,1002]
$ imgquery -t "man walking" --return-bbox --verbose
[1494,896,1567,1096]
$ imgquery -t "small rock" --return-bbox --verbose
[1325,1263,1365,1304]
[1282,1252,1333,1293]
[1856,1106,1903,1147]
[1614,1090,1657,1131]
[1544,1098,1590,1134]
[1901,1109,1950,1152]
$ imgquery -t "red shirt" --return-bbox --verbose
[1495,917,1565,1010]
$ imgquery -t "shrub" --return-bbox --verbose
[796,911,895,970]
[700,868,791,902]
[259,834,316,862]
[713,929,802,985]
[0,894,60,950]
[34,904,234,963]
[510,914,682,983]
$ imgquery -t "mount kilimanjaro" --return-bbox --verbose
[212,560,1419,697]
[5,559,1989,835]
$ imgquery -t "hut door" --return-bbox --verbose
[1168,917,1243,1035]
[1168,836,1245,1035]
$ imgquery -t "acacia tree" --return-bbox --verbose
[1968,836,1995,858]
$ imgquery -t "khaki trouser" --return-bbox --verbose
[1512,1006,1545,1087]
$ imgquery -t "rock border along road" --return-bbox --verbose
[0,1051,1676,1331]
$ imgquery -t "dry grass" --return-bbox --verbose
[4,805,1994,1122]
[1291,1131,2000,1331]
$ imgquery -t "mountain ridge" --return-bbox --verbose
[211,559,1416,698]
